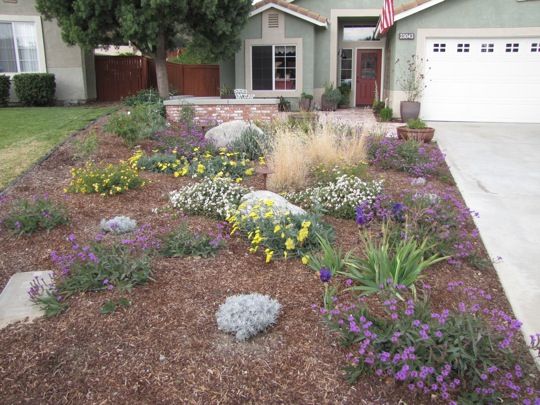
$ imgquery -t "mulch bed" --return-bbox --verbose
[0,118,536,404]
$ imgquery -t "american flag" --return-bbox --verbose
[379,0,395,35]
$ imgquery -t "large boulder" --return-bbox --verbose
[240,190,306,217]
[205,120,263,148]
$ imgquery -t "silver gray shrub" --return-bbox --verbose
[100,216,137,234]
[216,293,281,341]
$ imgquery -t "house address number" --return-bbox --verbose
[399,33,415,40]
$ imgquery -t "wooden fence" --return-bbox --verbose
[95,56,220,101]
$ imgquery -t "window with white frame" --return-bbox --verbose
[340,49,353,87]
[252,45,296,91]
[0,21,39,73]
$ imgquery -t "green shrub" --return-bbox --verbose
[105,102,165,146]
[312,163,368,185]
[13,73,55,106]
[379,107,393,122]
[338,84,351,107]
[230,127,266,160]
[278,96,291,112]
[160,223,225,258]
[2,197,69,235]
[67,162,144,196]
[322,83,342,109]
[372,100,385,114]
[407,118,427,129]
[136,152,179,173]
[72,131,99,161]
[123,88,162,107]
[305,235,353,274]
[0,75,10,106]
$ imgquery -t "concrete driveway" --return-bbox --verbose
[433,122,540,343]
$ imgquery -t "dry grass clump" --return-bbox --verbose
[266,120,367,192]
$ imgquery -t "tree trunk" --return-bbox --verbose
[154,32,169,99]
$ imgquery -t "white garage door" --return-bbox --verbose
[422,37,540,123]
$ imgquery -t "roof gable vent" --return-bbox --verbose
[268,13,279,29]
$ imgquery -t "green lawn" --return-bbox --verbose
[0,106,115,190]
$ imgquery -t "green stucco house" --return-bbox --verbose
[1,0,96,103]
[221,0,540,123]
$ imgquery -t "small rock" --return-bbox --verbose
[159,354,166,362]
[411,177,427,187]
[205,120,263,148]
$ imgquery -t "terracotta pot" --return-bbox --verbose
[397,126,435,143]
[400,101,421,122]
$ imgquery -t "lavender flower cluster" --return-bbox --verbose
[320,282,540,404]
[153,121,211,158]
[367,136,447,179]
[355,187,482,267]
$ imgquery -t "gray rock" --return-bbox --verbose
[0,271,53,329]
[100,216,137,234]
[205,120,264,148]
[240,190,306,217]
[216,293,281,341]
[411,177,427,186]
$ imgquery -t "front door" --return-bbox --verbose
[356,49,382,106]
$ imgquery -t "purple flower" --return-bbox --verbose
[355,205,368,226]
[319,267,332,283]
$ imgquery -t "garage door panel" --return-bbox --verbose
[422,37,540,123]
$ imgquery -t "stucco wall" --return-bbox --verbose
[1,0,93,102]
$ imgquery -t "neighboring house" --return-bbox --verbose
[0,0,96,103]
[221,0,540,123]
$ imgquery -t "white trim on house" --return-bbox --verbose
[249,3,328,27]
[394,0,447,22]
[0,14,47,76]
[329,9,381,86]
[245,37,304,98]
[374,0,447,37]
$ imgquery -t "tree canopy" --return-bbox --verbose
[37,0,252,97]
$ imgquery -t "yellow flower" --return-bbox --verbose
[273,224,281,233]
[301,256,309,265]
[285,238,295,250]
[297,227,309,243]
[245,168,254,176]
[265,249,274,263]
[197,163,205,174]
[236,178,243,183]
[264,211,273,219]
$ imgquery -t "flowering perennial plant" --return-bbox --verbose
[227,199,334,263]
[30,229,156,316]
[286,175,383,219]
[67,162,144,196]
[160,222,227,258]
[2,196,69,235]
[356,188,482,267]
[368,137,447,179]
[320,283,540,404]
[130,147,254,182]
[169,178,248,220]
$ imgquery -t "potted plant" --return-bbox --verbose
[397,118,435,143]
[299,92,313,112]
[338,83,351,108]
[321,83,342,111]
[220,85,235,99]
[397,55,426,122]
[278,96,291,112]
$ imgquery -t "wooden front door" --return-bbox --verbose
[356,49,382,106]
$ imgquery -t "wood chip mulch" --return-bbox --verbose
[0,119,537,404]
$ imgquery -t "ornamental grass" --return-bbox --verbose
[266,122,368,192]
